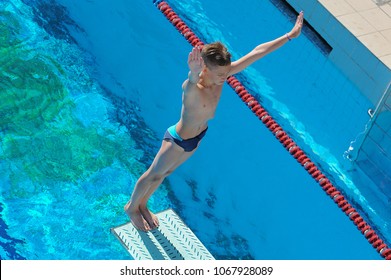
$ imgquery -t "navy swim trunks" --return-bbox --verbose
[163,124,208,152]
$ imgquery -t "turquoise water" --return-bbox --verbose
[0,0,388,259]
[0,0,169,259]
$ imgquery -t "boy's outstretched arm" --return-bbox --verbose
[228,11,304,76]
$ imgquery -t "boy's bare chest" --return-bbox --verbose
[200,89,220,108]
[182,85,222,120]
[198,88,221,118]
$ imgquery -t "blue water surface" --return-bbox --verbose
[0,0,388,260]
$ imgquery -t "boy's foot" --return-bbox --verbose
[124,203,151,231]
[140,206,159,229]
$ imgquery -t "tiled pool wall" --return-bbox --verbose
[285,0,391,198]
[357,87,391,199]
[286,0,390,106]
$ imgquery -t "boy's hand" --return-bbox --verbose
[288,11,304,39]
[188,46,204,74]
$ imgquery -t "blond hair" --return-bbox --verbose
[201,42,231,68]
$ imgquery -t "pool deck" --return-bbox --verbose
[319,0,391,69]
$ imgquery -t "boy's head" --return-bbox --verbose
[200,42,231,85]
[201,42,231,69]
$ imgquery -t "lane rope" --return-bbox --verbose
[152,0,391,260]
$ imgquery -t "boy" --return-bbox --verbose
[125,12,304,231]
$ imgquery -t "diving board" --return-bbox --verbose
[111,209,215,260]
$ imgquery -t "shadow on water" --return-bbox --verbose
[0,204,26,260]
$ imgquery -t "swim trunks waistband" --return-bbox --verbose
[163,124,208,152]
[167,125,183,141]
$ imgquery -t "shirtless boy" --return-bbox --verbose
[125,12,304,231]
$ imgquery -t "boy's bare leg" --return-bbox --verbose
[124,140,187,231]
[138,143,199,229]
[124,172,157,231]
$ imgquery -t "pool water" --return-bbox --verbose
[0,0,388,260]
